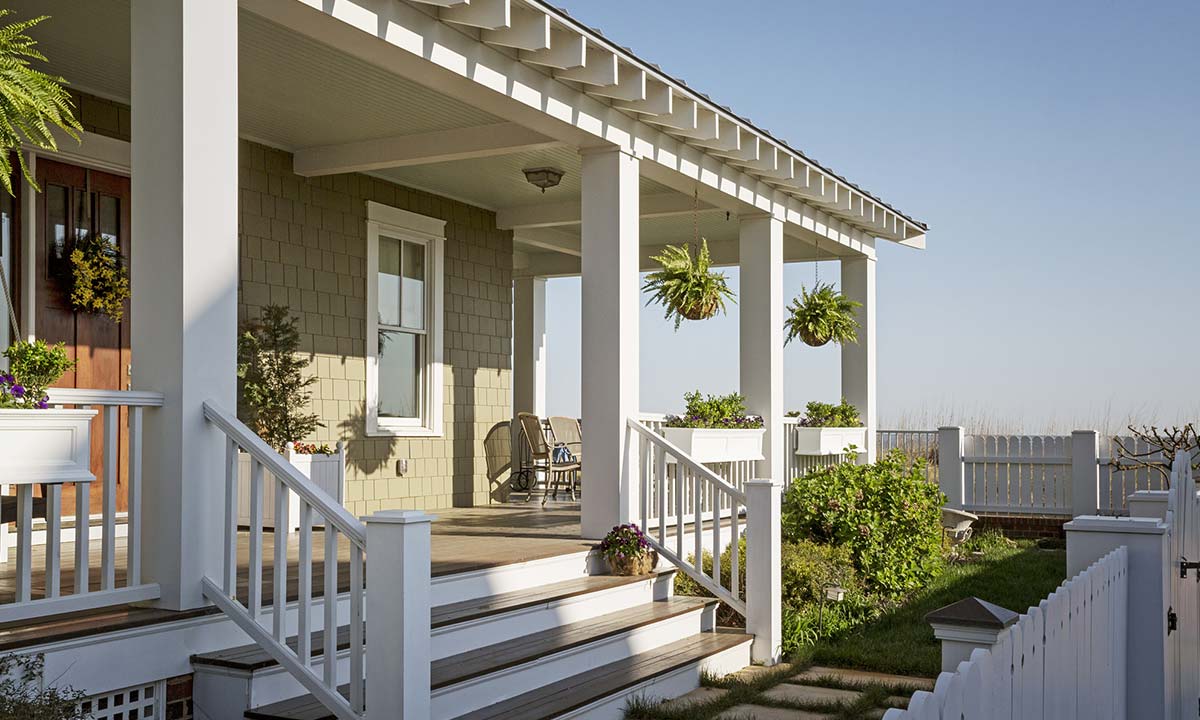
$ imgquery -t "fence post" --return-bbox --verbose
[1071,430,1100,517]
[745,479,782,665]
[938,426,965,508]
[365,510,433,719]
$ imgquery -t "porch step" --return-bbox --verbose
[240,598,722,720]
[192,569,676,673]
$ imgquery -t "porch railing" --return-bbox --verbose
[0,389,163,624]
[201,401,433,720]
[629,418,780,663]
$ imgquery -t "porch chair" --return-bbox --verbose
[517,412,580,505]
[547,416,583,501]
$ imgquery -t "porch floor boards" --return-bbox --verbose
[0,501,588,651]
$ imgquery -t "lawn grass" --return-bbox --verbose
[801,539,1067,677]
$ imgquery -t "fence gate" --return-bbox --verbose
[1168,452,1200,720]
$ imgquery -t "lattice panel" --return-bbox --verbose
[79,681,163,720]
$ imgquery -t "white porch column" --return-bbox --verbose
[840,257,876,462]
[739,214,784,484]
[512,277,547,472]
[579,146,639,539]
[132,0,238,610]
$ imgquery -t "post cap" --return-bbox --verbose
[744,478,783,488]
[925,596,1018,630]
[362,509,436,525]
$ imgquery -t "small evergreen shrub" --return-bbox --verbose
[664,391,763,429]
[237,305,320,451]
[782,450,945,594]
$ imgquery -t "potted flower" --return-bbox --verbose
[235,305,342,532]
[784,282,860,348]
[642,239,735,330]
[598,523,657,576]
[661,391,764,463]
[0,340,95,484]
[788,399,865,456]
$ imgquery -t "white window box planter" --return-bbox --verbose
[237,442,345,532]
[661,427,764,464]
[0,408,97,484]
[792,427,866,456]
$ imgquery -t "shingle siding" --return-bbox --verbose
[62,89,515,512]
[237,140,514,513]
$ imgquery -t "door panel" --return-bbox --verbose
[34,159,131,515]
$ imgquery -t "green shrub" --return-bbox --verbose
[785,398,861,427]
[237,305,320,451]
[0,654,86,720]
[1,339,74,409]
[782,450,945,594]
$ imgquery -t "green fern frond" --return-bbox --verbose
[784,282,861,346]
[642,238,735,330]
[0,12,82,196]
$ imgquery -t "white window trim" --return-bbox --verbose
[365,201,445,437]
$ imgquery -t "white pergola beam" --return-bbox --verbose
[512,226,582,256]
[587,62,647,102]
[440,0,510,29]
[498,191,709,229]
[520,27,586,69]
[408,0,469,7]
[482,6,549,50]
[292,122,558,176]
[555,43,618,86]
[691,117,741,153]
[612,79,672,115]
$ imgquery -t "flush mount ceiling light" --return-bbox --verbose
[522,167,564,193]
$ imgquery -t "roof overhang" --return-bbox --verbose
[240,0,927,250]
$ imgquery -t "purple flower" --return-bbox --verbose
[10,385,24,398]
[35,399,49,410]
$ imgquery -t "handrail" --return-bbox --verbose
[203,401,365,546]
[47,388,166,407]
[628,418,747,504]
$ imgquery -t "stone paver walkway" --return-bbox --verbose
[656,664,935,720]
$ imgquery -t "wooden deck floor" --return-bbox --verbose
[0,500,590,650]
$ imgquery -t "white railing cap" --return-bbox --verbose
[47,388,166,407]
[363,509,437,525]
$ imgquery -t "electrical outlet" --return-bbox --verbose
[397,458,409,476]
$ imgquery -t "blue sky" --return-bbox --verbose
[542,0,1199,432]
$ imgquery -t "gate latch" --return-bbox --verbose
[1168,606,1178,635]
[1181,557,1200,580]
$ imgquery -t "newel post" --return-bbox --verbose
[745,479,782,665]
[1071,430,1101,517]
[364,510,433,719]
[938,426,965,508]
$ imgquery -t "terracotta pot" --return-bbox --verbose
[607,551,658,576]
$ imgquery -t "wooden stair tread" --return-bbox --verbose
[195,570,674,671]
[244,628,749,720]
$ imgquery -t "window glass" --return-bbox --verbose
[401,240,425,330]
[377,235,401,327]
[377,330,422,419]
[74,188,90,244]
[0,190,11,358]
[98,194,119,245]
[47,184,68,276]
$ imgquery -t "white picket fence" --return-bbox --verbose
[881,428,1171,517]
[884,545,1129,720]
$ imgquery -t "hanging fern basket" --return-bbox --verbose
[785,282,861,348]
[642,238,734,330]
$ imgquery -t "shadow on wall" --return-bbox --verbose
[484,421,514,504]
[338,401,397,477]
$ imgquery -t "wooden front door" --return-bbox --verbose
[34,159,132,514]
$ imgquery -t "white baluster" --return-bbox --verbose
[273,474,289,642]
[74,476,89,595]
[350,542,364,712]
[693,472,702,569]
[712,491,721,584]
[128,406,144,586]
[101,405,118,590]
[656,446,667,545]
[44,485,62,598]
[324,524,338,689]
[223,439,238,595]
[675,464,684,558]
[730,507,740,602]
[298,502,313,667]
[15,484,32,602]
[640,435,649,532]
[248,458,264,617]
